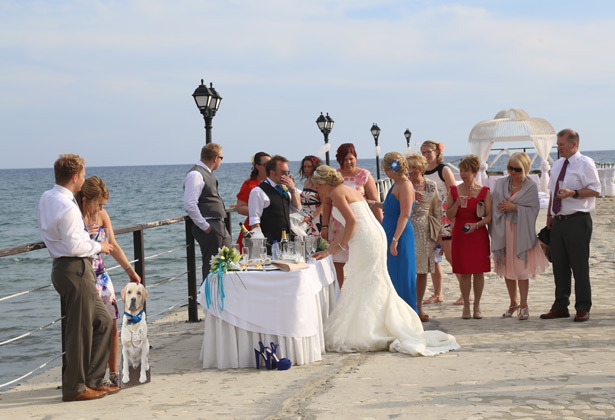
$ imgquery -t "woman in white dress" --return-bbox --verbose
[313,166,459,356]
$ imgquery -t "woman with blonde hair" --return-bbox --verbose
[406,153,442,322]
[312,165,459,356]
[368,152,417,311]
[491,152,548,320]
[446,155,492,319]
[75,176,141,387]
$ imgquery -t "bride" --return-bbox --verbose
[313,165,459,356]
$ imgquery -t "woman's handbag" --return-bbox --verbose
[476,201,485,218]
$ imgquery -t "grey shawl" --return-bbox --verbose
[490,176,540,264]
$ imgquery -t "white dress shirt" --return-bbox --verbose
[38,184,101,259]
[183,161,215,232]
[548,151,601,215]
[248,178,299,226]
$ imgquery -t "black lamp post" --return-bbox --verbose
[371,123,381,180]
[192,79,222,144]
[404,129,412,149]
[316,112,334,165]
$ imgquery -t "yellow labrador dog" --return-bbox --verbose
[120,283,149,384]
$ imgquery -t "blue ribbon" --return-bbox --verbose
[205,260,227,312]
[124,309,145,325]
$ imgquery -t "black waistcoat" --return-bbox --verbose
[259,181,291,244]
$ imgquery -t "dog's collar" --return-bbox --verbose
[124,309,145,325]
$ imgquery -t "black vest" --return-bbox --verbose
[259,181,291,244]
[186,165,226,219]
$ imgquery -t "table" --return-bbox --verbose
[197,257,338,368]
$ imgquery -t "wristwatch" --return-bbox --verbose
[573,189,579,198]
[290,188,298,193]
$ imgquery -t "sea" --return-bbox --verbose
[1,150,614,388]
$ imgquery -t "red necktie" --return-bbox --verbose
[551,159,569,214]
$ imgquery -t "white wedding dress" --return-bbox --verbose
[325,201,460,356]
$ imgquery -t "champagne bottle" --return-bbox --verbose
[280,229,288,254]
[239,222,253,239]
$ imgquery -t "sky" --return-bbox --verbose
[1,0,614,169]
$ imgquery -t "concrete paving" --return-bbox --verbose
[1,199,614,419]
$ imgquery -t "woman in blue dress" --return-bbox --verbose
[369,152,417,311]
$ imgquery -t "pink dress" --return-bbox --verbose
[493,192,549,280]
[330,168,370,263]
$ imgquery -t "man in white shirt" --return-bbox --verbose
[38,154,116,402]
[183,143,231,279]
[540,129,601,322]
[248,155,301,250]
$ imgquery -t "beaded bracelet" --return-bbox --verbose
[124,265,132,272]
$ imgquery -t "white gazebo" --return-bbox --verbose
[468,108,556,192]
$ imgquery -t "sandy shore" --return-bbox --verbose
[2,199,614,419]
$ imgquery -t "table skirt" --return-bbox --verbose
[200,281,338,368]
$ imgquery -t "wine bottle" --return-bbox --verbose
[239,222,253,238]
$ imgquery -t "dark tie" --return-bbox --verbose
[551,159,569,214]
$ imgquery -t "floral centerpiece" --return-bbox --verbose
[209,246,242,274]
[204,246,242,313]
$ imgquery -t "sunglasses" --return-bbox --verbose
[218,156,224,161]
[507,165,522,173]
[281,170,290,175]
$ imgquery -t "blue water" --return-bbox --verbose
[1,150,613,388]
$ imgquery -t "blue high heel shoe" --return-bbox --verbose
[254,341,271,369]
[267,342,292,371]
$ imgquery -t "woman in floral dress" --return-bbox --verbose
[320,143,381,288]
[299,155,323,235]
[407,153,442,322]
[76,176,141,387]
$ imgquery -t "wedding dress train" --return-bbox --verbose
[324,201,460,356]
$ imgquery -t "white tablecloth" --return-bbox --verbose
[197,257,338,368]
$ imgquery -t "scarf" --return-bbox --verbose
[490,176,540,264]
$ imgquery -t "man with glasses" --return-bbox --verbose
[248,154,301,250]
[184,143,231,278]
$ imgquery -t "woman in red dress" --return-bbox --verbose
[446,155,492,320]
[235,152,271,250]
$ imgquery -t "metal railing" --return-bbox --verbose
[0,209,235,389]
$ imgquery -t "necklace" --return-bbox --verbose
[511,184,521,189]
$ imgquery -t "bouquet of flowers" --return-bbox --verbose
[209,246,242,274]
[317,237,329,252]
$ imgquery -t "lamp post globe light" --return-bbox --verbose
[192,79,222,144]
[316,112,334,165]
[404,128,412,149]
[370,123,381,180]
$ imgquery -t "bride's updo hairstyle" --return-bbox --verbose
[382,152,408,176]
[312,165,344,186]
